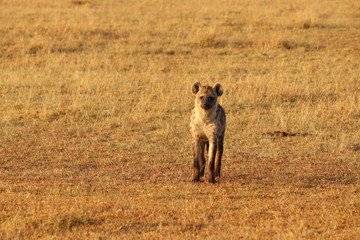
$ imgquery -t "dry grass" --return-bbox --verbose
[1,0,360,239]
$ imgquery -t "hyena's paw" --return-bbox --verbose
[206,178,217,184]
[192,176,201,182]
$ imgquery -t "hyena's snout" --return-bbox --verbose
[200,96,216,110]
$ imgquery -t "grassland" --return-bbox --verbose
[1,0,359,239]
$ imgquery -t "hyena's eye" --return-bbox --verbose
[208,96,214,101]
[199,96,204,100]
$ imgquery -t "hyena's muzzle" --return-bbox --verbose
[199,95,216,110]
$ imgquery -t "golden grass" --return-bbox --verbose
[1,0,359,239]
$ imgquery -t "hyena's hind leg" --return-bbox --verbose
[199,141,208,177]
[215,136,224,177]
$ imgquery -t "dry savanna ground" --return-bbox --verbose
[1,0,360,239]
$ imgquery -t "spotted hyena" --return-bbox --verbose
[190,82,226,183]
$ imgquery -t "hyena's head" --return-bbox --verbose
[192,82,223,110]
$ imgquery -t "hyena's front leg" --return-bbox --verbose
[192,140,203,182]
[207,139,217,183]
[215,136,224,177]
[199,142,207,177]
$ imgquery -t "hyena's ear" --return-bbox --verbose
[213,83,223,96]
[192,82,201,95]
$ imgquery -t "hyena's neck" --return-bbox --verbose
[195,103,218,120]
